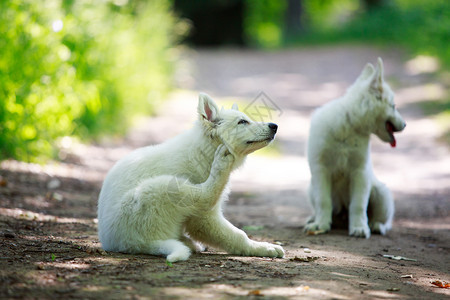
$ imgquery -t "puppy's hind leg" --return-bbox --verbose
[120,175,202,262]
[368,180,394,235]
[304,169,332,234]
[305,186,316,224]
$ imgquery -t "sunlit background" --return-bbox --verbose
[1,0,448,162]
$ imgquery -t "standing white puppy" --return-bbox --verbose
[98,93,284,262]
[304,58,406,238]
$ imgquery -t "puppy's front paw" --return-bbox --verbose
[249,241,285,258]
[303,221,331,235]
[349,223,371,239]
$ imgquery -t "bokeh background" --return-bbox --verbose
[1,0,449,162]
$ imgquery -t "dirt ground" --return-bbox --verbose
[1,45,449,299]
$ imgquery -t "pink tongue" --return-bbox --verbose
[390,138,396,148]
[386,122,396,148]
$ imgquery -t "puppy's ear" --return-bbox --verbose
[358,63,375,81]
[198,93,219,122]
[370,57,384,99]
[231,103,239,111]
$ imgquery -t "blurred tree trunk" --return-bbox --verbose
[362,0,387,11]
[285,0,303,39]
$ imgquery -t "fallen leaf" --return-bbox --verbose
[0,176,7,187]
[431,280,450,288]
[387,287,400,292]
[306,230,326,235]
[383,255,417,261]
[97,248,107,256]
[47,178,61,189]
[248,290,262,296]
[290,256,319,262]
[53,192,64,201]
[295,285,309,292]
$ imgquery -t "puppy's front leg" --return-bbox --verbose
[186,210,284,258]
[304,169,332,233]
[349,170,371,238]
[165,145,233,211]
[186,145,284,258]
[205,144,234,195]
[193,144,235,210]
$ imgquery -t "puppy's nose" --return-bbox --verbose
[395,122,406,132]
[268,123,278,133]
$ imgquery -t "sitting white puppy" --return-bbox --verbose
[304,58,406,238]
[97,93,284,262]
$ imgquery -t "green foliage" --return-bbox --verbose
[302,0,358,33]
[295,0,450,68]
[244,0,286,48]
[165,260,173,267]
[0,0,179,162]
[341,0,449,66]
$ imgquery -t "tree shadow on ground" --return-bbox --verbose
[1,155,449,299]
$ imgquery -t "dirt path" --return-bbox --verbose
[1,45,449,299]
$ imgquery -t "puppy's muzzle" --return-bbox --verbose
[246,123,278,144]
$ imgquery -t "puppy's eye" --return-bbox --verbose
[238,119,249,125]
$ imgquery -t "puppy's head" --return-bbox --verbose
[358,58,406,147]
[198,93,278,156]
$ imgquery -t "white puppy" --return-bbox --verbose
[97,93,284,262]
[304,58,406,238]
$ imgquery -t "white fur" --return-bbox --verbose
[97,93,284,262]
[304,58,406,238]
